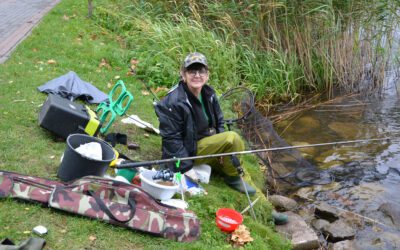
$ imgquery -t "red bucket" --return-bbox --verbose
[215,208,243,233]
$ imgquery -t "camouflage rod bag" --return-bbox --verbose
[0,171,200,242]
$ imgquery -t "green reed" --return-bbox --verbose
[92,0,400,104]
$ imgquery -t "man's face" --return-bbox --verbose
[182,64,209,93]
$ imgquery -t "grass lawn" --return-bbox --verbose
[0,1,290,249]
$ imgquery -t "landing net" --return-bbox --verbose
[219,87,333,192]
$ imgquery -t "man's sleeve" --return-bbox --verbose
[154,103,193,172]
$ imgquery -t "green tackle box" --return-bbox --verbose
[38,94,101,139]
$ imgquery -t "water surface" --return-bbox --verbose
[275,84,400,248]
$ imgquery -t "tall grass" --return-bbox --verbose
[94,4,240,92]
[92,0,400,104]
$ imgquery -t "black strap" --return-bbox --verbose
[12,177,54,191]
[88,190,136,223]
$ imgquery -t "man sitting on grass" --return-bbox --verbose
[154,52,288,224]
[155,52,256,194]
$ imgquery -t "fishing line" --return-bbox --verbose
[115,138,390,169]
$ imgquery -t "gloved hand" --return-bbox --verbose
[231,155,244,176]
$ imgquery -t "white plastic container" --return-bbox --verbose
[193,164,211,184]
[139,169,178,200]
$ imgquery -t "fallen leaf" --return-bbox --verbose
[4,226,9,230]
[8,81,13,84]
[25,207,30,211]
[144,133,150,138]
[130,59,139,65]
[60,229,67,233]
[63,15,69,20]
[50,155,55,159]
[89,235,97,241]
[114,75,120,79]
[126,70,135,76]
[141,90,150,96]
[129,59,139,74]
[98,58,111,69]
[107,82,112,88]
[229,225,253,247]
[32,48,38,52]
[47,59,57,65]
[90,34,97,40]
[23,231,31,234]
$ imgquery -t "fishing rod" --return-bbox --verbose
[116,137,390,169]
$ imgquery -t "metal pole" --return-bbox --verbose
[230,155,257,221]
[240,175,257,220]
[116,137,390,169]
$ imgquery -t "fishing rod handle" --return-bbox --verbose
[115,161,154,169]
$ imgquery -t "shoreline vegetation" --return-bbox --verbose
[93,0,400,112]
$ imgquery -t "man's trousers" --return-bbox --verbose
[195,131,245,177]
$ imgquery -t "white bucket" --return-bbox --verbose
[139,169,178,200]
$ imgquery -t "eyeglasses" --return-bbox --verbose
[186,69,208,77]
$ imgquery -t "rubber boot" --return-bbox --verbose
[272,210,289,225]
[224,176,256,195]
